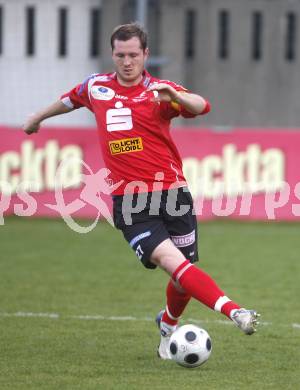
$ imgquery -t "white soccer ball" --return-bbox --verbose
[169,324,212,368]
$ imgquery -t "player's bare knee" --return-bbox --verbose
[150,239,186,274]
[151,252,170,267]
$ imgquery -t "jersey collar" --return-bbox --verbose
[112,70,152,88]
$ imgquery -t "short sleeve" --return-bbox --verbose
[60,74,95,112]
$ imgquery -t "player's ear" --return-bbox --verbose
[144,47,150,59]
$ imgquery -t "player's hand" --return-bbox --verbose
[147,83,181,103]
[23,114,41,135]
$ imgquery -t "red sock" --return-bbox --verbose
[173,260,240,319]
[220,300,241,318]
[162,279,191,326]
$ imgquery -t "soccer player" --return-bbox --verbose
[23,23,259,359]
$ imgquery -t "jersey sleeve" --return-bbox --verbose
[60,74,95,112]
[158,80,205,120]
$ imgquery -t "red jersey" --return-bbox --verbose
[61,71,207,195]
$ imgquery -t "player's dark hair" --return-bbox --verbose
[110,22,148,51]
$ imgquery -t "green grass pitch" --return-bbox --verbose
[0,217,299,390]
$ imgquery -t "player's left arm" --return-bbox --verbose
[147,82,210,115]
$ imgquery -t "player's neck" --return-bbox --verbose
[116,74,143,87]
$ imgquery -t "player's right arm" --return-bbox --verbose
[23,100,74,135]
[23,74,96,135]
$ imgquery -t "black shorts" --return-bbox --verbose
[113,187,199,269]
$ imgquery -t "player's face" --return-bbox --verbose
[112,37,149,86]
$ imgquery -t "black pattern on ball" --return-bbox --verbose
[184,353,199,364]
[206,338,212,351]
[170,341,177,355]
[185,331,197,342]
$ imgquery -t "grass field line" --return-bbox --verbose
[1,311,299,330]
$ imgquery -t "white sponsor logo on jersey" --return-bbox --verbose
[91,85,115,100]
[106,102,133,131]
[132,91,148,102]
[115,94,128,100]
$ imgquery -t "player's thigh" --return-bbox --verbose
[150,237,187,274]
[119,219,170,269]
